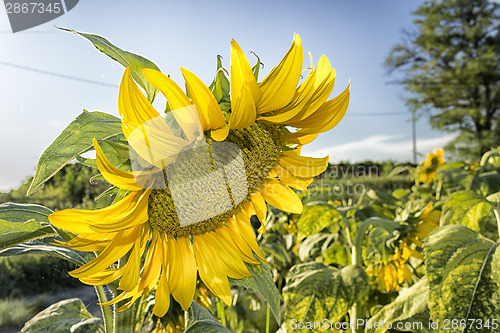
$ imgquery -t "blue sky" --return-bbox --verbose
[0,0,453,191]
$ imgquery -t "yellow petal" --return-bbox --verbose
[49,190,150,234]
[143,69,202,142]
[170,237,197,311]
[89,190,151,232]
[127,120,188,169]
[119,67,161,139]
[274,165,313,191]
[251,192,267,224]
[284,131,318,145]
[258,55,335,125]
[119,237,142,292]
[153,234,171,317]
[153,269,171,317]
[79,269,121,286]
[69,225,142,278]
[230,215,265,262]
[61,235,109,252]
[217,220,259,264]
[94,138,143,191]
[137,232,162,291]
[291,82,350,132]
[211,123,230,141]
[193,234,232,305]
[258,34,303,113]
[230,40,261,105]
[242,200,256,217]
[204,231,252,279]
[229,83,256,129]
[278,152,329,178]
[260,179,303,214]
[143,68,190,110]
[181,67,225,131]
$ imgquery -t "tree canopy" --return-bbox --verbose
[386,0,500,159]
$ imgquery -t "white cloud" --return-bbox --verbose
[304,133,456,162]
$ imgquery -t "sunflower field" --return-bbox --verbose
[1,30,499,333]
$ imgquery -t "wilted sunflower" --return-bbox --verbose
[49,34,350,317]
[406,202,440,247]
[366,243,420,292]
[418,148,445,183]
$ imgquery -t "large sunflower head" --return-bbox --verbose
[49,34,350,317]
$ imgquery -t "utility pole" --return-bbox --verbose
[411,110,417,164]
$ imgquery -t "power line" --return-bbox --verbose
[348,112,409,116]
[0,61,414,118]
[0,60,119,88]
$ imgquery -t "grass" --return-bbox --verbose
[0,296,48,330]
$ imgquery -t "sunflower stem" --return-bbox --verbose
[350,218,382,333]
[265,302,271,333]
[493,208,500,239]
[94,286,113,333]
[113,301,137,333]
[216,299,227,326]
[435,180,443,200]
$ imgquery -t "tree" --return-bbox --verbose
[386,0,500,159]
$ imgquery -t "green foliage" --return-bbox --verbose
[386,0,500,158]
[304,176,414,204]
[1,241,88,266]
[229,261,281,323]
[442,190,492,231]
[0,203,55,251]
[365,279,430,333]
[296,204,342,240]
[0,254,80,298]
[21,298,100,333]
[185,302,232,333]
[60,28,161,102]
[1,163,113,211]
[0,297,38,329]
[27,110,123,196]
[283,263,369,331]
[425,225,500,331]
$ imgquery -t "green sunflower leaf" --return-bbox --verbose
[185,301,232,333]
[229,261,281,324]
[28,110,123,195]
[283,263,369,331]
[470,171,500,197]
[0,202,52,222]
[366,278,431,333]
[322,242,350,267]
[441,190,492,232]
[21,298,99,333]
[59,27,160,102]
[425,225,500,332]
[296,204,342,241]
[0,203,56,251]
[0,241,87,266]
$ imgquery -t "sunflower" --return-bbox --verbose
[48,34,350,317]
[366,243,418,292]
[418,148,445,183]
[406,202,440,247]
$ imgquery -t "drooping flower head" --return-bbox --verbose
[49,34,350,317]
[366,244,414,292]
[418,148,445,183]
